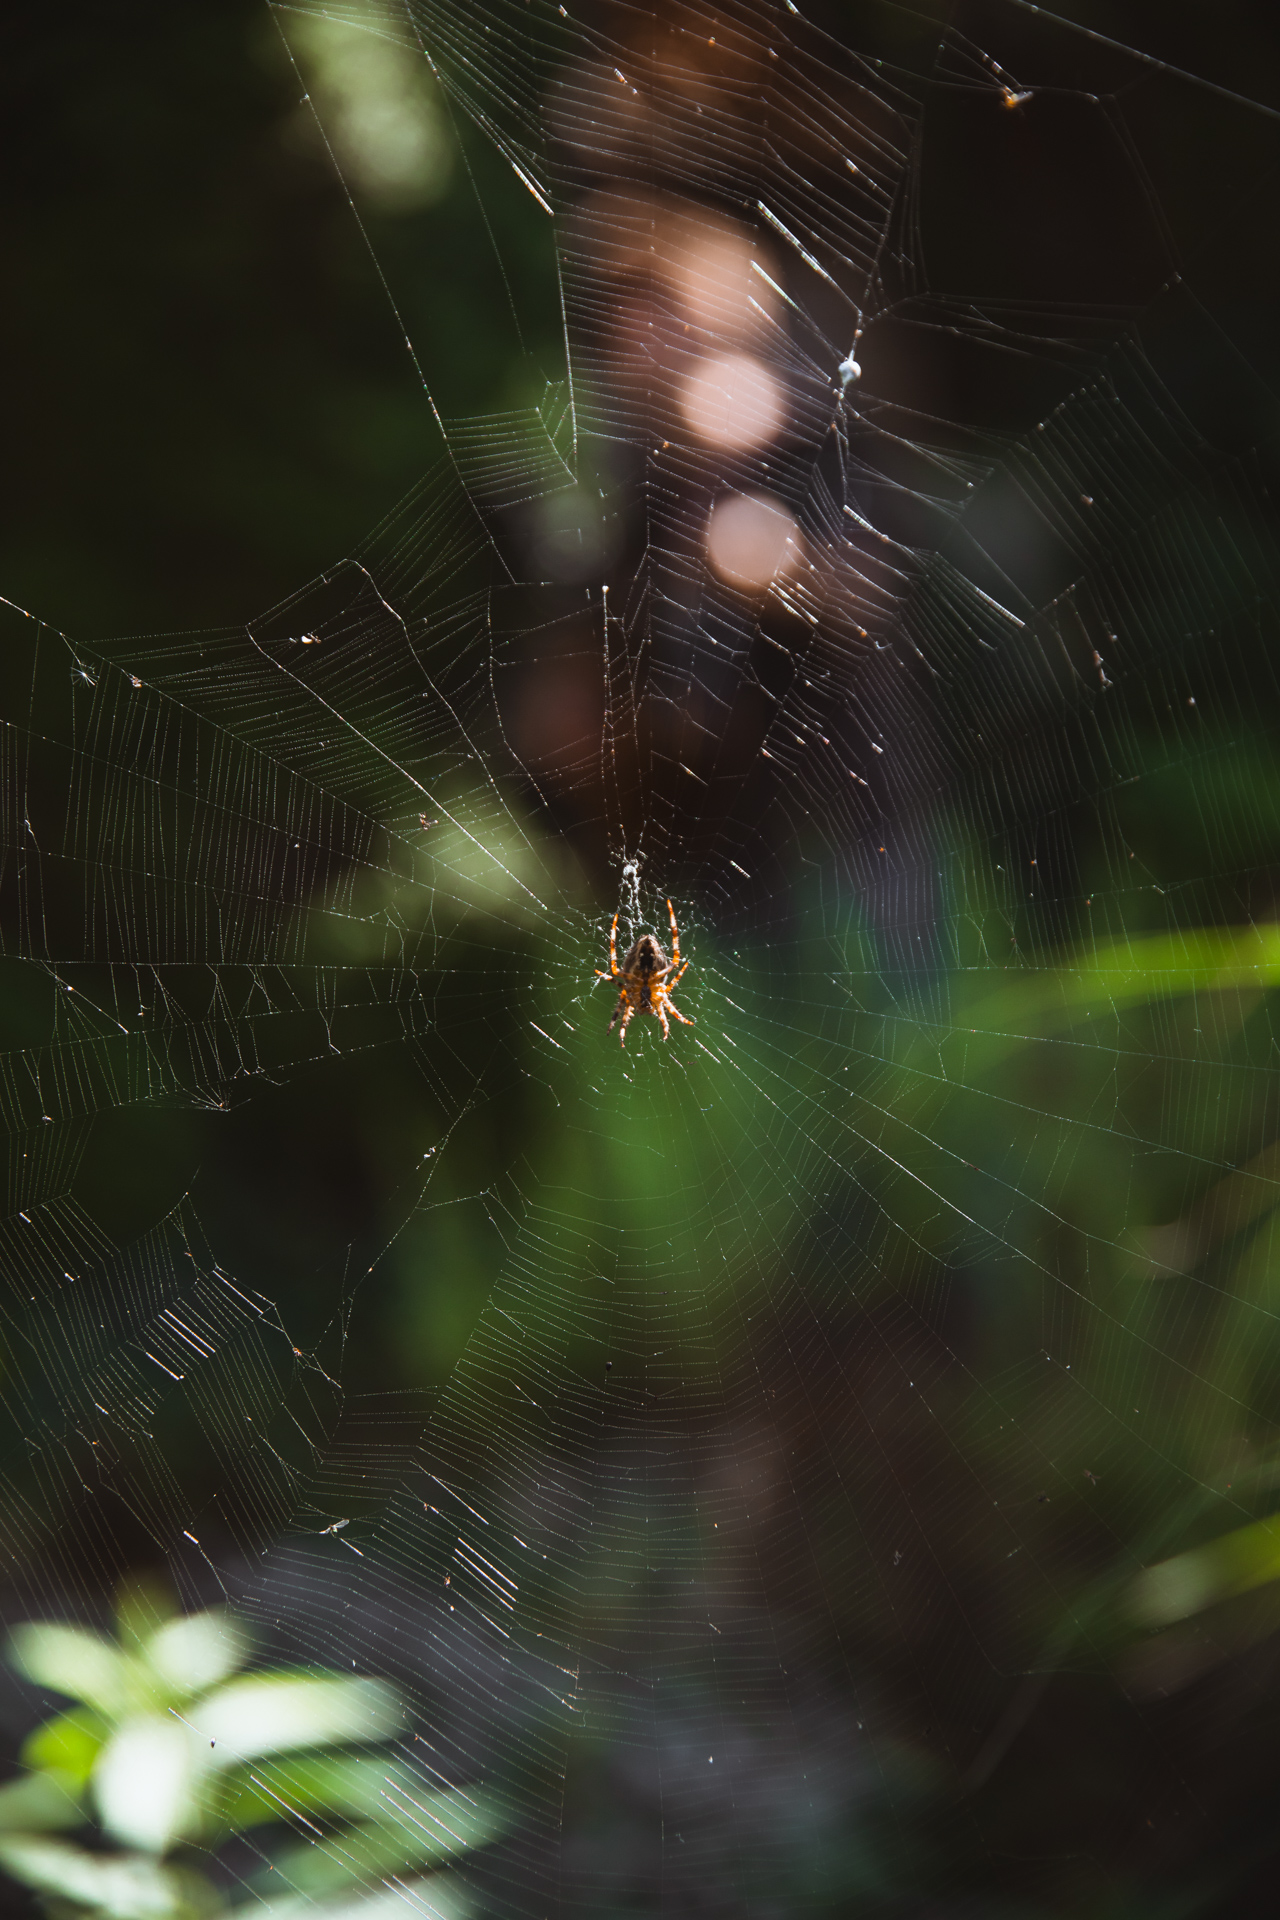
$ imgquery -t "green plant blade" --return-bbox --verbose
[93,1715,199,1855]
[0,1769,84,1833]
[21,1707,109,1787]
[144,1611,248,1700]
[0,1836,190,1920]
[195,1676,401,1768]
[261,1790,504,1893]
[8,1626,129,1717]
[254,1873,468,1920]
[1129,1513,1280,1627]
[217,1753,491,1831]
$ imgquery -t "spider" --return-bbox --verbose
[598,898,694,1047]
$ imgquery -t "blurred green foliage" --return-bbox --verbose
[0,1585,500,1920]
[1,1,562,638]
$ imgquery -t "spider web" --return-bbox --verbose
[4,0,1280,1912]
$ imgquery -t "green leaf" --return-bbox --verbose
[1128,1512,1280,1626]
[0,1836,192,1920]
[9,1626,129,1717]
[262,1789,504,1894]
[252,1875,468,1920]
[217,1754,441,1829]
[0,1767,84,1832]
[143,1612,248,1701]
[114,1581,180,1658]
[954,921,1280,1074]
[21,1708,109,1788]
[194,1676,401,1768]
[93,1714,201,1854]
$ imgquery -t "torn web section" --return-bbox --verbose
[0,598,407,1580]
[0,556,581,1914]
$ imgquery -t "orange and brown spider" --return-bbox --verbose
[597,898,694,1047]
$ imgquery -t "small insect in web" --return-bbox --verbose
[598,897,694,1047]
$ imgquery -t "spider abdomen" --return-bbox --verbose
[602,903,692,1047]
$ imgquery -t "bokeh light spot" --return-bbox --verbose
[679,353,783,453]
[706,491,799,593]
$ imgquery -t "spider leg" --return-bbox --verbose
[666,957,690,990]
[657,1002,671,1041]
[607,987,629,1033]
[616,999,635,1047]
[667,1001,695,1027]
[666,898,681,967]
[597,914,621,984]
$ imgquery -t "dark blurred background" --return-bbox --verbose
[5,1,1278,637]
